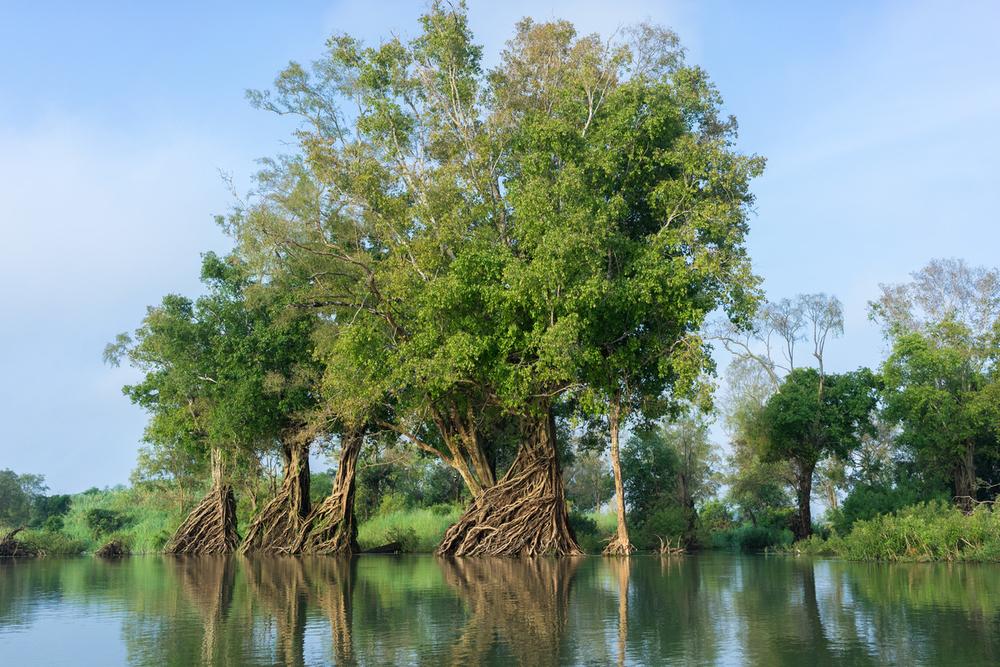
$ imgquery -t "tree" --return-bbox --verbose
[0,470,46,527]
[759,368,879,538]
[225,4,762,556]
[107,253,319,553]
[563,450,614,513]
[870,258,1000,511]
[881,320,997,510]
[713,293,848,528]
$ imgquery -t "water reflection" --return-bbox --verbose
[2,554,1000,666]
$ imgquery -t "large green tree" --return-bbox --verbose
[226,4,762,555]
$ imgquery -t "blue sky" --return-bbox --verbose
[2,1,998,493]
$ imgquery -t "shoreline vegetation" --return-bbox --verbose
[5,6,1000,564]
[6,486,1000,563]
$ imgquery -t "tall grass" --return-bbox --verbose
[791,501,1000,562]
[357,504,463,552]
[61,487,184,554]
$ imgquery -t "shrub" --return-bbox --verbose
[720,525,794,552]
[568,511,604,553]
[631,506,689,550]
[84,509,133,538]
[383,525,419,553]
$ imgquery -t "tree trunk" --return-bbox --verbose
[604,396,634,556]
[239,442,311,554]
[437,407,582,556]
[164,448,239,554]
[294,430,363,554]
[954,441,977,512]
[794,461,815,540]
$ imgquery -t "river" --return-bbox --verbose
[1,553,998,665]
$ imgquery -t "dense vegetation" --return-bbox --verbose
[3,5,999,561]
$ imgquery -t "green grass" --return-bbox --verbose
[60,486,185,554]
[586,510,618,534]
[357,504,464,552]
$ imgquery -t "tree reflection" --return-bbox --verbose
[439,556,581,666]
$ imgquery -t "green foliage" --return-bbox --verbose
[106,252,320,493]
[761,368,879,470]
[800,502,1000,562]
[12,527,87,556]
[567,511,604,553]
[715,525,794,552]
[61,487,183,553]
[83,508,133,538]
[0,469,47,527]
[631,505,690,550]
[833,482,925,533]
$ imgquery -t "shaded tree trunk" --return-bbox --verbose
[239,441,311,554]
[437,406,582,556]
[294,429,363,554]
[794,460,815,540]
[604,395,634,556]
[165,448,239,554]
[954,441,977,512]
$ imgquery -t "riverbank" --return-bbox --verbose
[783,501,1000,562]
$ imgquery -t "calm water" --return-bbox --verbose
[1,553,998,665]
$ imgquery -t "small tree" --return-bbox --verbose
[759,368,879,539]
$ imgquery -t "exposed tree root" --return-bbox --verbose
[0,528,38,558]
[657,535,686,556]
[95,539,129,558]
[293,431,362,555]
[603,534,637,556]
[239,443,311,554]
[164,484,239,555]
[437,412,582,556]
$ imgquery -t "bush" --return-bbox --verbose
[834,483,923,533]
[631,506,689,550]
[18,528,87,556]
[383,525,419,553]
[42,515,65,532]
[84,509,133,538]
[716,525,794,552]
[568,511,604,553]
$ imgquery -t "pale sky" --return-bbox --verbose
[2,1,998,493]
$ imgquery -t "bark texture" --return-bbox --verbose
[293,431,363,554]
[165,451,239,554]
[437,409,582,556]
[239,442,311,554]
[604,397,635,556]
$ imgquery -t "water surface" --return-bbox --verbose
[1,553,998,665]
